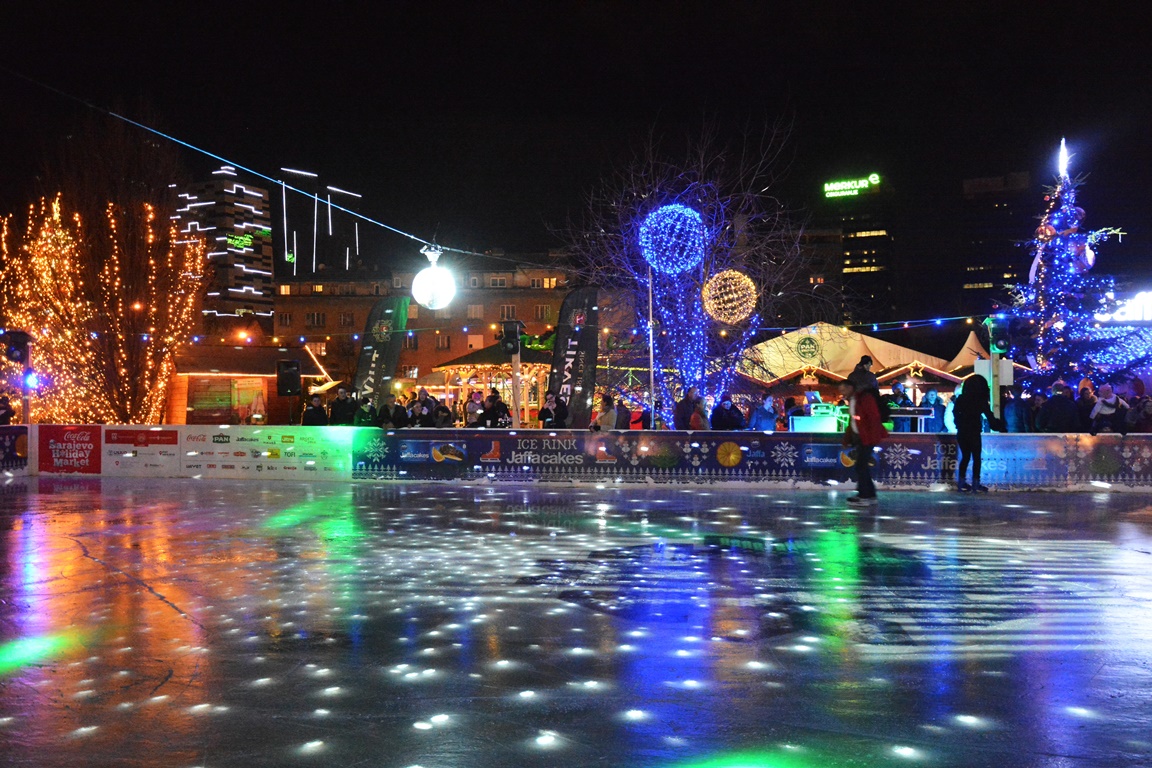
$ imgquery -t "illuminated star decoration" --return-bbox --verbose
[909,362,925,378]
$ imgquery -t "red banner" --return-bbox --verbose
[38,425,102,474]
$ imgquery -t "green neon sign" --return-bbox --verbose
[824,173,881,198]
[226,233,254,249]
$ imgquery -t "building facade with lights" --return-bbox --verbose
[176,166,276,332]
[272,253,568,394]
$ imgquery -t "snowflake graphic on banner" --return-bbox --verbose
[364,438,390,463]
[884,443,913,470]
[771,443,799,467]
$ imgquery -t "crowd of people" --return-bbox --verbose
[300,365,1152,440]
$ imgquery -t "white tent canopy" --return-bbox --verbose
[739,322,952,383]
[944,330,991,371]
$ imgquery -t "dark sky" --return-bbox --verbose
[2,2,1150,269]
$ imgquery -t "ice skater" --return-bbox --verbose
[840,378,887,506]
[953,373,999,492]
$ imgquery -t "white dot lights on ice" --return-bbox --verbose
[0,480,1149,767]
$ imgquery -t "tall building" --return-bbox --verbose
[812,170,898,323]
[953,172,1033,314]
[175,165,275,332]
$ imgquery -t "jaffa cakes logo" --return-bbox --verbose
[372,318,394,343]
[795,336,820,361]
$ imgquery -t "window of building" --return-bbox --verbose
[533,304,551,321]
[313,284,324,293]
[809,275,825,285]
[278,285,292,295]
[963,282,995,290]
[470,276,480,288]
[433,307,453,319]
[408,304,419,320]
[500,305,516,320]
[467,304,484,319]
[339,312,355,327]
[304,311,326,328]
[399,365,419,379]
[403,333,418,350]
[278,312,292,327]
[436,334,451,350]
[530,277,542,289]
[467,334,484,350]
[531,277,558,289]
[305,341,326,357]
[393,276,403,288]
[490,276,508,288]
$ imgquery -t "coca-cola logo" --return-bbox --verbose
[187,434,207,443]
[63,431,93,443]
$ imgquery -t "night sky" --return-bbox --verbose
[2,2,1149,273]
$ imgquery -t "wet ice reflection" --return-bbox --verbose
[1,479,1151,767]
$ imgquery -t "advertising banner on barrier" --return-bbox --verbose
[38,425,102,475]
[103,428,181,477]
[181,425,355,480]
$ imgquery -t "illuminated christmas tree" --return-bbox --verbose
[0,196,206,423]
[1008,139,1151,387]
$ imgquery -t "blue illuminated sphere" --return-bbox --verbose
[639,204,706,275]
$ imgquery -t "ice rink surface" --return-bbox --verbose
[2,478,1151,767]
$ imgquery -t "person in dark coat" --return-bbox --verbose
[301,395,328,426]
[0,395,15,425]
[537,391,568,428]
[1035,382,1080,432]
[1001,386,1029,433]
[328,387,358,425]
[376,393,410,429]
[614,397,633,430]
[847,355,880,392]
[710,395,746,430]
[953,374,997,492]
[920,389,946,432]
[673,386,700,430]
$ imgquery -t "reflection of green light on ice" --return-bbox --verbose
[674,750,819,768]
[0,632,86,675]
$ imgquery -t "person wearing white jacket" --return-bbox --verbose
[1089,384,1129,435]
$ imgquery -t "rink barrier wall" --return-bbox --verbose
[3,424,1152,490]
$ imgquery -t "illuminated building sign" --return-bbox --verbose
[1095,291,1152,325]
[226,233,254,249]
[824,173,881,198]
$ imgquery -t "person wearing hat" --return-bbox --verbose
[847,355,880,392]
[710,394,746,430]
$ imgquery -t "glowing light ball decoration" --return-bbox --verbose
[639,204,706,275]
[411,245,455,310]
[702,269,757,325]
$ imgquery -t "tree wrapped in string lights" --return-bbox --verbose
[1007,139,1152,388]
[0,196,206,423]
[563,126,841,414]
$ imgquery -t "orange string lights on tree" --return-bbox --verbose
[0,196,206,424]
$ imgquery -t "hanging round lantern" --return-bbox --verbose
[411,245,455,310]
[639,204,706,275]
[702,269,757,325]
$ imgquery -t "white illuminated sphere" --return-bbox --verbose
[411,265,456,310]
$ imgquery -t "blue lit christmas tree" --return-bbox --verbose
[1009,139,1151,387]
